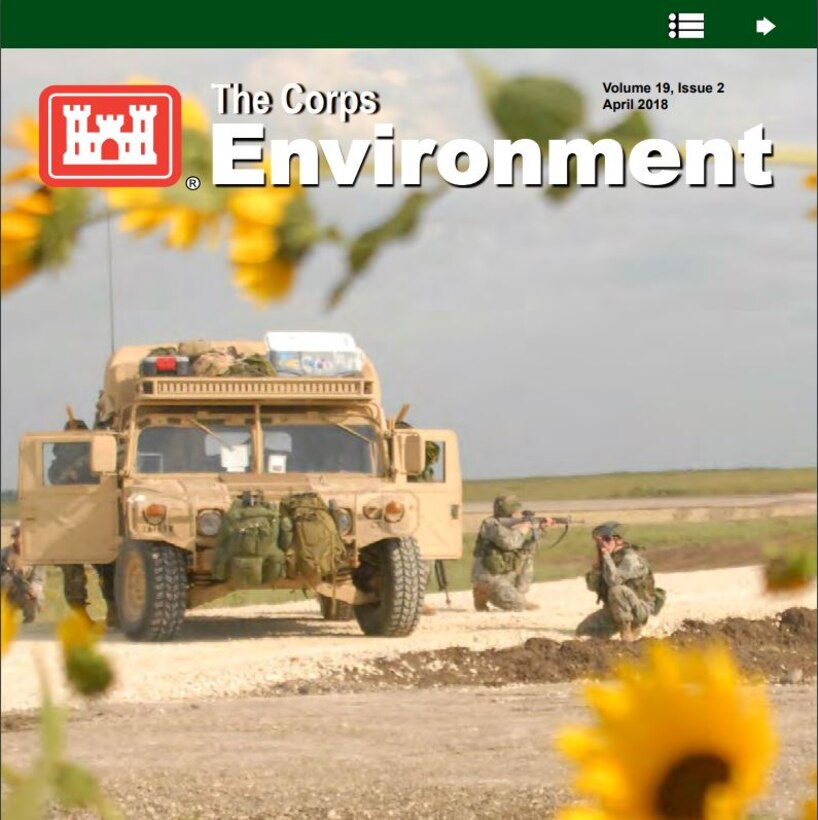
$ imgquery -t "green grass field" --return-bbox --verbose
[27,516,815,623]
[2,468,815,523]
[463,467,817,503]
[442,515,817,591]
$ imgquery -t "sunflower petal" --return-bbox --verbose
[182,98,209,132]
[166,209,202,248]
[556,727,603,762]
[3,161,41,184]
[1,594,20,656]
[119,208,169,235]
[1,210,41,241]
[107,187,162,210]
[233,259,295,304]
[555,806,611,820]
[0,260,35,292]
[228,188,295,227]
[12,190,54,216]
[4,116,39,154]
[230,229,278,265]
[57,608,105,655]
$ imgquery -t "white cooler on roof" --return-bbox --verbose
[264,331,365,377]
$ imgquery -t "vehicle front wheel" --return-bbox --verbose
[115,541,188,642]
[353,538,422,637]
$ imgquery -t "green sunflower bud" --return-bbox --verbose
[65,646,114,697]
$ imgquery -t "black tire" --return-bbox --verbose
[317,594,355,622]
[353,538,422,637]
[115,541,188,642]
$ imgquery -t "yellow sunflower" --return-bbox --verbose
[106,186,219,249]
[228,187,301,304]
[1,191,54,292]
[57,609,113,696]
[1,593,20,657]
[2,114,40,184]
[2,187,89,293]
[57,607,105,654]
[556,643,776,820]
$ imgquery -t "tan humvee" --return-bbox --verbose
[18,337,462,641]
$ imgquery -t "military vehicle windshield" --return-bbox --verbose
[262,423,378,474]
[136,423,253,474]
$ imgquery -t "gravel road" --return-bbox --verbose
[1,563,816,819]
[2,565,814,713]
[2,684,815,819]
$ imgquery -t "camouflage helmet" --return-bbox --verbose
[494,494,522,518]
[425,440,441,465]
[592,521,624,540]
[64,419,89,431]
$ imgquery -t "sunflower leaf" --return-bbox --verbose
[328,190,440,309]
[485,80,584,156]
[277,195,320,262]
[546,110,651,201]
[36,188,91,269]
[53,762,102,809]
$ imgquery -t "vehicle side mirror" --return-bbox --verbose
[399,432,425,476]
[90,433,118,473]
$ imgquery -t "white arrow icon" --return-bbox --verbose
[756,17,775,35]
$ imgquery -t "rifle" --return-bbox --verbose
[595,540,607,604]
[495,511,583,550]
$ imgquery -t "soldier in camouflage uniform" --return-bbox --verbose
[51,418,118,628]
[1,523,45,623]
[576,521,665,642]
[414,440,442,616]
[471,494,555,612]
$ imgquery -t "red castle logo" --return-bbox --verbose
[39,85,182,187]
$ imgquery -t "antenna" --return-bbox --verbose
[105,208,116,354]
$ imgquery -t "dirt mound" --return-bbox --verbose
[330,608,816,692]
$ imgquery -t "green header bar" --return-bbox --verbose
[1,0,815,47]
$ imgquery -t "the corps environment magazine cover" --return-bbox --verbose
[1,3,816,818]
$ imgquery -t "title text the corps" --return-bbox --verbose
[212,123,774,188]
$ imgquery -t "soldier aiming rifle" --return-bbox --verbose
[471,494,571,612]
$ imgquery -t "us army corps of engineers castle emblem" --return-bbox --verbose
[39,84,181,187]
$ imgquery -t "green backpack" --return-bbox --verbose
[279,493,348,582]
[212,498,282,581]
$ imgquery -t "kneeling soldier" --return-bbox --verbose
[471,495,554,612]
[576,522,665,642]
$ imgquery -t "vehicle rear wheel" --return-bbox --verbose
[317,594,355,622]
[353,538,422,637]
[115,541,188,642]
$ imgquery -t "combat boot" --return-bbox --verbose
[421,603,437,616]
[620,623,639,643]
[524,600,540,611]
[472,584,490,612]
